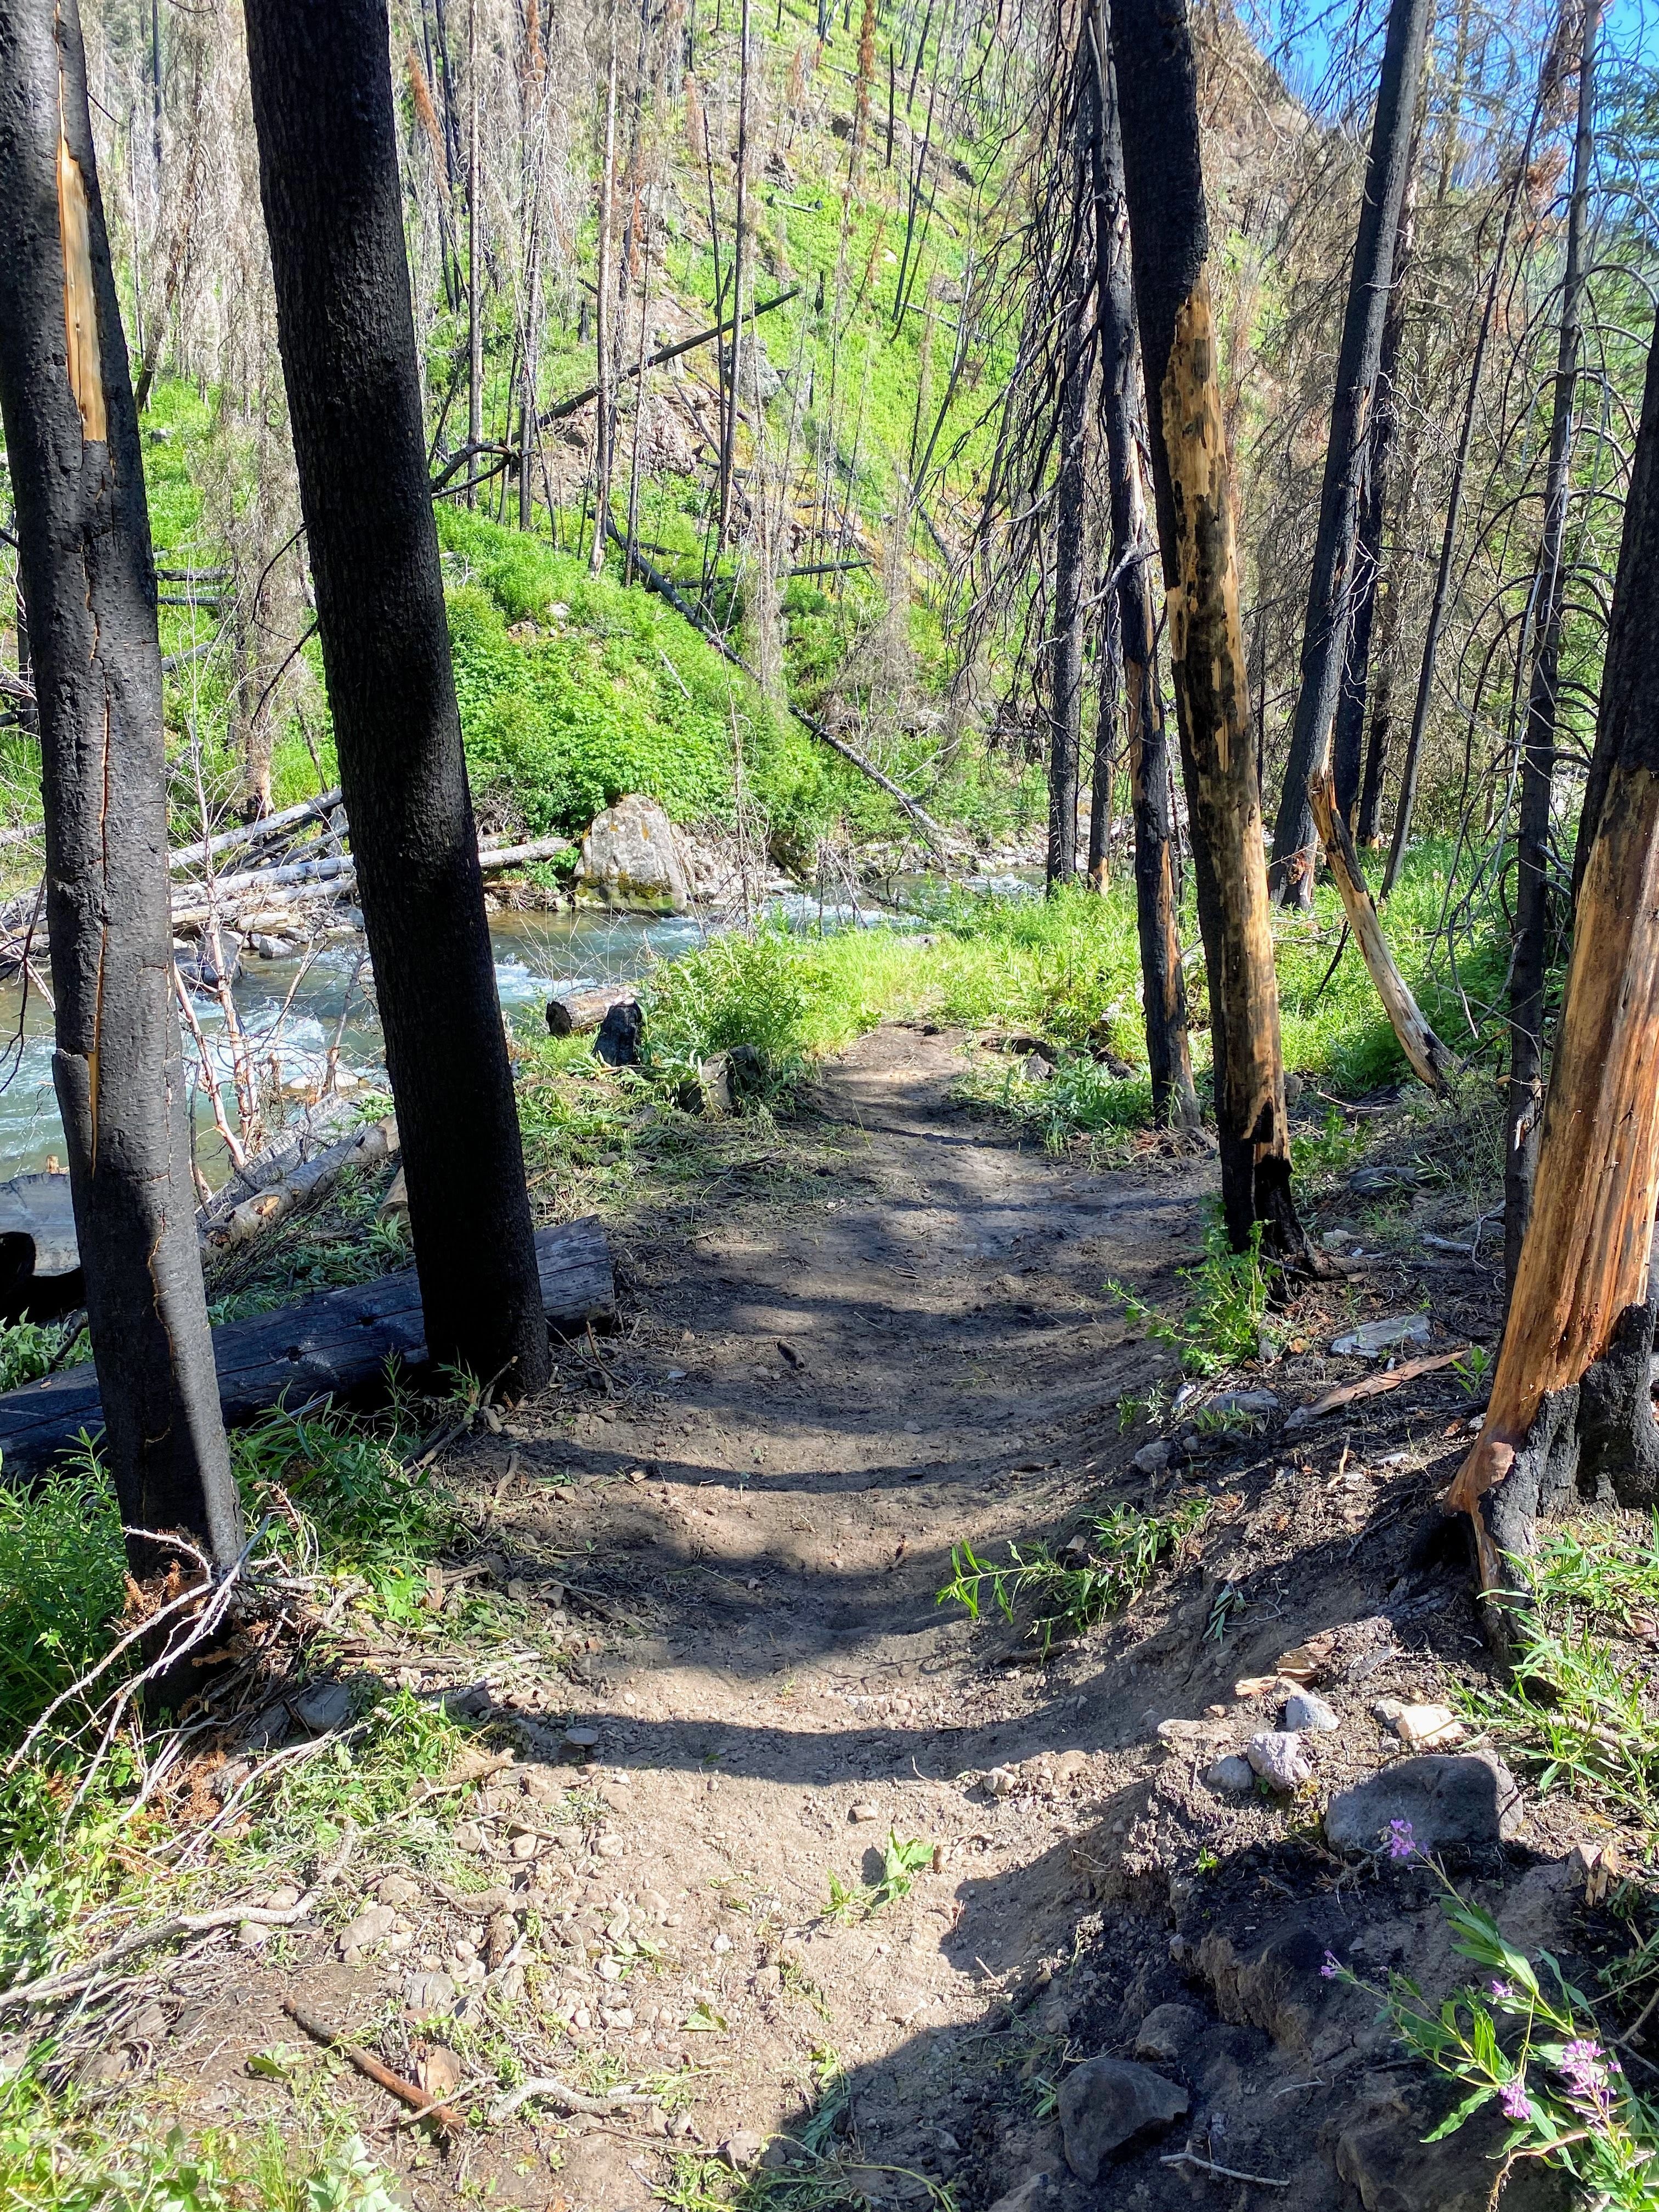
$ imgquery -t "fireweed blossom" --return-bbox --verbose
[1321,1951,1341,1979]
[1499,2077,1532,2123]
[1386,1819,1417,1861]
[1490,1980,1515,2000]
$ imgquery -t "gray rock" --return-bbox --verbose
[1132,1438,1173,1475]
[1283,1689,1339,1734]
[292,1679,353,1733]
[1058,2056,1189,2180]
[1331,1311,1431,1358]
[1336,2104,1573,2211]
[1205,1389,1279,1420]
[576,794,691,914]
[1021,1054,1055,1083]
[1324,1752,1522,1857]
[338,1904,397,1957]
[1203,1753,1257,1796]
[1133,2003,1200,2063]
[1247,1730,1313,1791]
[404,1969,458,2016]
[721,2133,766,2170]
[983,2175,1057,2212]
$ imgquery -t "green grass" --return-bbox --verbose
[938,1494,1212,1652]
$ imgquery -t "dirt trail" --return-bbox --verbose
[162,1024,1593,2211]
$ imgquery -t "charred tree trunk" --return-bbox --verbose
[0,0,240,1570]
[1093,13,1197,1128]
[1046,53,1091,894]
[465,0,481,511]
[591,19,619,572]
[1333,162,1416,829]
[243,0,551,1398]
[1446,324,1659,1612]
[1087,595,1118,890]
[1504,1,1599,1293]
[1109,0,1312,1259]
[1269,0,1430,907]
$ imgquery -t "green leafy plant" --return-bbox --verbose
[0,1314,88,1394]
[938,1496,1211,1652]
[1453,1344,1494,1395]
[1109,1216,1271,1375]
[825,1833,933,1922]
[1327,1855,1659,2209]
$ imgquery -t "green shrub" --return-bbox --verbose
[0,1459,126,1751]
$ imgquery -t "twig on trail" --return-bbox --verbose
[1284,1348,1471,1430]
[1160,2150,1289,2188]
[490,2076,653,2122]
[283,1994,466,2132]
[0,1822,356,2013]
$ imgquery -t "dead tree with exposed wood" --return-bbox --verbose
[1446,319,1659,1613]
[1269,0,1431,910]
[0,0,240,1572]
[242,0,551,1398]
[1504,0,1600,1291]
[1109,0,1315,1261]
[1091,7,1197,1128]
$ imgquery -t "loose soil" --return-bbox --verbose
[133,1025,1618,2211]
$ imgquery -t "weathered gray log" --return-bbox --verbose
[200,1115,399,1250]
[546,986,638,1037]
[169,786,344,871]
[0,1216,613,1483]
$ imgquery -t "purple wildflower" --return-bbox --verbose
[1386,1818,1418,1861]
[1489,1979,1515,2000]
[1321,1951,1341,1980]
[1558,2038,1617,2118]
[1499,2077,1532,2123]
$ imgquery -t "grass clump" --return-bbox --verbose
[939,1495,1211,1653]
[0,1457,127,1753]
[1110,1216,1272,1375]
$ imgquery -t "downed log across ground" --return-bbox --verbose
[0,1216,612,1482]
[546,986,637,1037]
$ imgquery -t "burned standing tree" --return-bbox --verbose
[1092,7,1197,1128]
[1504,0,1600,1290]
[1046,48,1091,891]
[1269,0,1430,907]
[1446,319,1659,1609]
[242,0,551,1397]
[0,0,240,1570]
[1109,0,1313,1259]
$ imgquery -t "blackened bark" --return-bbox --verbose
[242,0,550,1397]
[1334,166,1415,828]
[1047,46,1092,893]
[1092,14,1197,1127]
[1109,0,1311,1259]
[1269,0,1431,906]
[0,0,239,1566]
[1504,0,1599,1291]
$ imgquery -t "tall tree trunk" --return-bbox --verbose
[1087,596,1118,891]
[1109,0,1312,1261]
[591,18,619,572]
[243,0,551,1398]
[1504,0,1600,1291]
[1384,85,1547,896]
[718,0,753,553]
[0,0,239,1571]
[1447,324,1659,1611]
[465,0,482,510]
[1333,160,1416,828]
[1046,47,1090,894]
[1269,0,1431,907]
[1093,10,1197,1128]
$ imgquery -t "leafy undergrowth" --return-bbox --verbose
[938,1494,1213,1654]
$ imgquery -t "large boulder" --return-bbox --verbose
[1057,2057,1188,2180]
[575,794,691,914]
[1325,1753,1522,1857]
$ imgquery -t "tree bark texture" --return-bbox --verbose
[1333,162,1416,829]
[1446,327,1659,1606]
[0,0,240,1565]
[1504,0,1599,1292]
[1269,0,1430,907]
[242,0,551,1397]
[1046,45,1091,893]
[1109,0,1308,1255]
[1092,14,1197,1127]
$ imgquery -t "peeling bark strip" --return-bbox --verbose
[242,0,549,1395]
[1108,0,1310,1260]
[1447,330,1659,1602]
[1308,768,1457,1094]
[0,0,238,1565]
[55,138,105,442]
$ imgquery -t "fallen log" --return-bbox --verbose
[167,834,571,933]
[0,1217,612,1481]
[201,1115,399,1251]
[546,986,637,1037]
[169,786,344,872]
[1284,1346,1472,1430]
